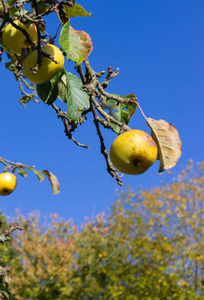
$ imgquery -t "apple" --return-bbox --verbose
[2,20,38,54]
[110,130,158,175]
[23,44,64,84]
[0,172,17,196]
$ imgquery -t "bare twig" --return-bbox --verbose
[0,222,24,244]
[51,103,89,148]
[101,66,119,88]
[91,96,131,132]
[90,96,122,186]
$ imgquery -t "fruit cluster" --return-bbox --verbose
[1,20,64,84]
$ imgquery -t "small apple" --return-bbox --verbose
[110,130,158,175]
[0,173,17,196]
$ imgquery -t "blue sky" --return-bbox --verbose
[0,0,203,224]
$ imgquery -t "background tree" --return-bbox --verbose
[0,213,23,299]
[0,160,202,299]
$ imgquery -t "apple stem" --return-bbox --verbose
[136,101,148,121]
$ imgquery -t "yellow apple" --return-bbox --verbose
[23,44,64,84]
[110,130,158,175]
[27,23,38,45]
[2,20,38,54]
[0,173,17,196]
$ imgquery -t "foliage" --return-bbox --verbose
[0,213,24,300]
[0,161,202,299]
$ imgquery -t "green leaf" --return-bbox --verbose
[37,81,57,105]
[8,0,17,4]
[17,169,27,178]
[36,69,65,105]
[1,291,9,299]
[5,61,19,75]
[64,4,92,18]
[66,72,90,121]
[101,93,137,134]
[58,74,68,103]
[59,22,93,66]
[59,21,70,54]
[0,3,18,15]
[43,170,60,195]
[24,167,45,182]
[8,4,20,17]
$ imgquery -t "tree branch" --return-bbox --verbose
[0,222,24,244]
[90,96,122,186]
[51,103,89,148]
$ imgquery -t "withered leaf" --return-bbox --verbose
[147,118,182,172]
[43,170,60,195]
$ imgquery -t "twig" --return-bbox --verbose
[97,81,136,104]
[0,222,24,244]
[76,64,86,85]
[101,66,119,88]
[51,103,89,148]
[90,96,122,186]
[91,96,131,132]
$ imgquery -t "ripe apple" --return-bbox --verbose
[110,130,158,175]
[2,20,38,54]
[23,44,64,84]
[27,23,38,45]
[0,173,17,196]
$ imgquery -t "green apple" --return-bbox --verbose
[110,130,158,175]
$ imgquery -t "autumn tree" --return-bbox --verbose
[0,161,202,299]
[0,213,23,300]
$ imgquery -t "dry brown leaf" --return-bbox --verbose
[43,170,60,195]
[146,118,182,172]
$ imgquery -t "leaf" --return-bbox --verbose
[1,291,9,299]
[24,167,45,182]
[5,61,19,75]
[0,3,19,16]
[147,118,182,172]
[101,94,137,134]
[17,169,27,178]
[43,170,60,195]
[59,21,70,53]
[8,4,20,17]
[59,21,93,66]
[58,74,68,103]
[66,72,90,121]
[8,0,17,4]
[37,81,54,104]
[64,4,92,18]
[36,69,65,105]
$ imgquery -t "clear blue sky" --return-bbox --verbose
[0,0,203,224]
